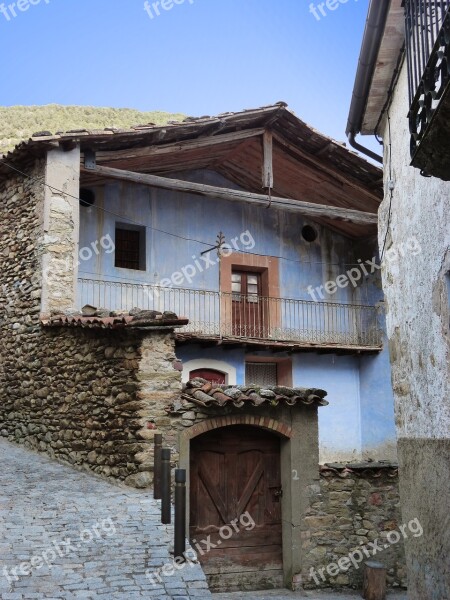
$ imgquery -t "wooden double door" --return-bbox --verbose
[231,270,269,338]
[190,426,283,591]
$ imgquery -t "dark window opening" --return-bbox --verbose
[115,224,146,271]
[80,188,95,207]
[302,225,318,243]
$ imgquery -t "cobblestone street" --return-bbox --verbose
[0,439,211,600]
[0,439,409,600]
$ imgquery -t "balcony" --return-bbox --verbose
[406,0,450,179]
[78,278,383,351]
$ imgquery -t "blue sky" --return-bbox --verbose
[0,0,373,147]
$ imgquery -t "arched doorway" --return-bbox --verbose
[190,425,283,591]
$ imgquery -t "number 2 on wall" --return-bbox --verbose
[292,469,300,480]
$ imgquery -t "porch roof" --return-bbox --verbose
[181,378,329,409]
[40,309,189,330]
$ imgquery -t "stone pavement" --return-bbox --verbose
[0,438,211,600]
[0,438,409,600]
[213,590,408,599]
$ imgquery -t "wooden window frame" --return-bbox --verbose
[245,356,293,387]
[220,253,281,337]
[114,223,146,271]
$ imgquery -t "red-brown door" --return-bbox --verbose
[232,271,266,338]
[190,426,283,591]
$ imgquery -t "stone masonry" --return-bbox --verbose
[0,156,405,594]
[0,157,185,485]
[168,388,405,591]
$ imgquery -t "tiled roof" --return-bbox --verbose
[40,309,188,330]
[320,462,399,478]
[0,103,382,190]
[182,378,329,409]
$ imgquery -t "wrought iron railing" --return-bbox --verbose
[405,0,450,159]
[78,278,382,348]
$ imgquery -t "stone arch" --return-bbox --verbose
[181,414,293,441]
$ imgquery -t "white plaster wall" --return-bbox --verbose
[378,63,450,440]
[40,146,80,314]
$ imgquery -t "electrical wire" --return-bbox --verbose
[2,159,378,269]
[2,161,214,248]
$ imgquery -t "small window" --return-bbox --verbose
[80,188,95,207]
[302,225,318,243]
[232,271,261,302]
[245,362,278,386]
[115,224,146,270]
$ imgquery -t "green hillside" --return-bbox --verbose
[0,104,186,155]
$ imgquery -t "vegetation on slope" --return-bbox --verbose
[0,104,186,155]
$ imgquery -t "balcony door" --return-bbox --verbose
[232,271,265,338]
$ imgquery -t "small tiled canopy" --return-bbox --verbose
[182,378,329,409]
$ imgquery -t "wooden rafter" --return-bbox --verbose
[81,164,378,225]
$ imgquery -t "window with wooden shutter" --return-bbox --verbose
[115,224,146,270]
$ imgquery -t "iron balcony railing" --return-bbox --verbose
[78,278,382,348]
[405,0,450,159]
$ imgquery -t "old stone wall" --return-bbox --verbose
[0,326,177,486]
[170,396,405,591]
[302,468,405,590]
[0,160,184,484]
[0,322,183,486]
[377,62,450,599]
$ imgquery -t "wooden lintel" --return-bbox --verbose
[262,130,274,189]
[81,164,378,225]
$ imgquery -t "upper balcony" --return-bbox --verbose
[406,0,450,179]
[78,278,383,352]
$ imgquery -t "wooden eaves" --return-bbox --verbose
[81,162,377,226]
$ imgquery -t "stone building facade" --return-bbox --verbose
[0,119,406,592]
[0,157,185,485]
[347,2,450,598]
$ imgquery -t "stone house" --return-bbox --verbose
[0,103,405,591]
[347,2,450,599]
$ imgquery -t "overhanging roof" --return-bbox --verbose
[0,103,383,238]
[348,0,405,137]
[362,0,405,134]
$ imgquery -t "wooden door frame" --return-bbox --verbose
[219,254,281,338]
[178,410,320,590]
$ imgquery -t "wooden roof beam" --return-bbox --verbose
[89,128,266,163]
[81,164,378,226]
[272,132,381,202]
